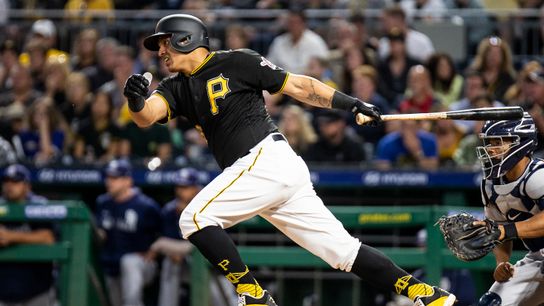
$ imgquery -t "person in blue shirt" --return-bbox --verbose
[375,119,438,170]
[0,164,56,306]
[95,159,161,306]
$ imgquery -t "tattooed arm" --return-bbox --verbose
[281,74,334,108]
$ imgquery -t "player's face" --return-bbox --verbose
[482,136,513,159]
[2,179,28,202]
[175,185,200,206]
[105,176,132,198]
[158,36,190,73]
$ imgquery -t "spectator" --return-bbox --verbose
[378,5,435,62]
[377,28,421,107]
[19,19,69,68]
[62,72,92,131]
[119,122,172,163]
[398,65,441,114]
[15,100,70,165]
[450,70,503,133]
[0,39,20,92]
[266,8,329,74]
[43,56,70,108]
[0,164,56,306]
[0,64,41,108]
[23,39,48,92]
[469,36,516,102]
[82,37,118,91]
[71,28,100,71]
[340,46,374,93]
[453,93,493,168]
[375,116,438,170]
[304,56,338,89]
[100,45,137,126]
[522,69,544,156]
[305,109,366,163]
[277,104,317,156]
[133,34,159,76]
[351,65,389,146]
[426,52,464,107]
[95,159,161,306]
[73,90,122,164]
[504,60,541,107]
[224,23,251,50]
[432,106,465,166]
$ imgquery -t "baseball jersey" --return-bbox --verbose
[0,193,54,302]
[482,158,544,252]
[95,189,161,276]
[153,49,289,169]
[160,199,183,240]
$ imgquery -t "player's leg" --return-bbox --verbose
[179,136,297,303]
[479,251,544,306]
[261,178,455,305]
[157,257,181,306]
[119,253,157,306]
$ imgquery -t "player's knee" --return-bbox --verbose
[478,292,502,306]
[179,209,196,238]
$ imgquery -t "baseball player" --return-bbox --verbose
[476,113,544,306]
[123,14,456,306]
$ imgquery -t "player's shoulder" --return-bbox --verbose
[522,158,544,199]
[223,48,263,60]
[161,199,178,213]
[96,193,113,207]
[133,190,160,210]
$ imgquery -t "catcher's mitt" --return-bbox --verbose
[436,212,501,262]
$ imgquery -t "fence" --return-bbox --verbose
[0,201,106,306]
[190,205,525,306]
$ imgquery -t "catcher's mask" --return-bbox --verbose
[143,14,209,53]
[477,112,537,179]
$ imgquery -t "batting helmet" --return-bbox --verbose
[477,112,537,179]
[143,14,209,53]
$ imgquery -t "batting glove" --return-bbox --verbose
[123,74,149,112]
[352,99,382,125]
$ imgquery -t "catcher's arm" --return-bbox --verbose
[508,210,544,239]
[492,239,513,264]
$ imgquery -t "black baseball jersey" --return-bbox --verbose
[153,49,289,169]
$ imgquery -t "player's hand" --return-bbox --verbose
[493,262,514,282]
[352,99,382,125]
[123,74,149,112]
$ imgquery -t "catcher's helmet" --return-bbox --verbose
[143,14,209,53]
[477,112,537,179]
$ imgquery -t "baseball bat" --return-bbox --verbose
[356,106,524,125]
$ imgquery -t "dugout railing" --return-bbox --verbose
[0,201,107,306]
[190,205,526,306]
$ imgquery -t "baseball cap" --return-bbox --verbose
[173,168,202,187]
[2,164,31,182]
[104,159,132,177]
[31,19,57,38]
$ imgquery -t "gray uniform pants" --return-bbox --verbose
[106,253,157,306]
[0,287,56,306]
[490,249,544,306]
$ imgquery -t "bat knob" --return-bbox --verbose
[356,113,375,125]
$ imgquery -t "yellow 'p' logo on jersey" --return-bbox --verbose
[206,74,231,115]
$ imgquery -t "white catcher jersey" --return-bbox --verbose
[481,158,544,305]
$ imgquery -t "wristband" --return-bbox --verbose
[503,223,518,240]
[331,91,356,111]
[128,97,145,113]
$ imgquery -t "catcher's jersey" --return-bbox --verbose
[153,49,288,169]
[482,158,544,252]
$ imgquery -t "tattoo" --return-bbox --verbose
[307,79,331,107]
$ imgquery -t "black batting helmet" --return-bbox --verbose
[143,14,209,53]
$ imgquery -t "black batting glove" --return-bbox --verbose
[123,74,149,113]
[352,99,382,125]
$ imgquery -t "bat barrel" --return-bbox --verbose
[446,106,524,121]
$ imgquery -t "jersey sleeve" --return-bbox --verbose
[152,75,190,123]
[234,49,289,94]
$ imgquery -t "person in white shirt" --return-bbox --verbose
[378,5,435,63]
[267,8,329,74]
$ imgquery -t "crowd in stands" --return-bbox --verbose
[1,0,544,173]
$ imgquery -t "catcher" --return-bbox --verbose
[439,113,544,305]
